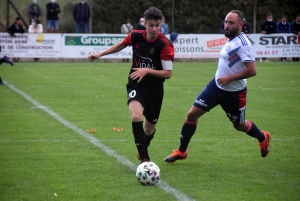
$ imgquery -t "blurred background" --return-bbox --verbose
[0,0,299,34]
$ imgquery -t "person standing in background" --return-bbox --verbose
[260,13,276,62]
[135,17,146,30]
[8,17,26,62]
[160,16,169,35]
[276,15,291,62]
[242,18,252,33]
[28,0,41,24]
[291,15,300,61]
[73,0,91,33]
[28,19,43,62]
[46,0,60,33]
[121,19,133,62]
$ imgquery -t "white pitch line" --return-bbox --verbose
[3,80,195,201]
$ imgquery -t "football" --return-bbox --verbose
[136,161,160,185]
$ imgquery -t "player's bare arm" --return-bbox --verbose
[88,41,126,61]
[217,62,257,86]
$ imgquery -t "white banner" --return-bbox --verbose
[0,33,62,58]
[1,33,299,58]
[172,34,300,58]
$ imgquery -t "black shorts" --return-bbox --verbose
[126,82,164,124]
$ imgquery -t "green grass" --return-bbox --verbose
[0,61,299,201]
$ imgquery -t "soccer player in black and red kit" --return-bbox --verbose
[88,7,174,163]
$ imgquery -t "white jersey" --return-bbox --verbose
[215,32,255,91]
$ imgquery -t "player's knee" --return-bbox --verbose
[144,127,155,136]
[131,112,143,122]
[233,123,245,131]
[186,111,199,122]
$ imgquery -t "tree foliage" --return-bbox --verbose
[1,0,299,33]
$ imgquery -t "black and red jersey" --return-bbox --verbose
[122,30,174,86]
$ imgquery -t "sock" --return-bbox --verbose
[179,119,197,152]
[245,120,265,142]
[132,121,149,161]
[145,129,155,147]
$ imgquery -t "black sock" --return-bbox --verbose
[245,120,265,142]
[145,129,155,147]
[179,120,197,152]
[132,121,149,160]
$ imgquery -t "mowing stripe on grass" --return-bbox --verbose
[3,80,195,201]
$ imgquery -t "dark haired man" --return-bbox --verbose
[8,17,26,37]
[260,13,276,62]
[164,10,271,163]
[88,7,174,163]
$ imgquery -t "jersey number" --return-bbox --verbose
[128,90,136,98]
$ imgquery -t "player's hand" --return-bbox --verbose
[130,68,149,83]
[217,76,231,86]
[88,54,99,62]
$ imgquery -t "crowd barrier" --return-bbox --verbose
[0,33,299,58]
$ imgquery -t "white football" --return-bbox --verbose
[136,161,160,185]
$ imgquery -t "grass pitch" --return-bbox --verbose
[0,61,299,201]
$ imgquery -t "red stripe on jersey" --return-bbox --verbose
[158,34,174,61]
[238,90,246,109]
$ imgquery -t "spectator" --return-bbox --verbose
[220,20,225,33]
[8,17,26,37]
[291,15,300,61]
[261,13,276,34]
[121,19,133,62]
[73,0,91,33]
[46,0,60,33]
[260,13,276,62]
[28,0,41,24]
[160,16,169,35]
[8,17,26,62]
[242,18,252,33]
[276,16,291,61]
[135,17,146,30]
[276,15,291,33]
[291,15,300,35]
[121,19,133,34]
[28,19,43,62]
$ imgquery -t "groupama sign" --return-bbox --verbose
[65,35,125,46]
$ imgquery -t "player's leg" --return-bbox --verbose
[221,88,271,157]
[165,79,219,163]
[143,119,156,147]
[129,100,150,162]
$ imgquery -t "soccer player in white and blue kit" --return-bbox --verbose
[165,10,271,163]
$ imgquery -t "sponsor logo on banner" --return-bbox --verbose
[259,35,299,45]
[36,34,55,44]
[205,37,227,52]
[65,35,124,46]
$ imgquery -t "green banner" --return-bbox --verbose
[65,36,125,46]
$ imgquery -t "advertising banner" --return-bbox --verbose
[0,33,62,58]
[172,34,300,58]
[0,33,299,59]
[62,34,132,58]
